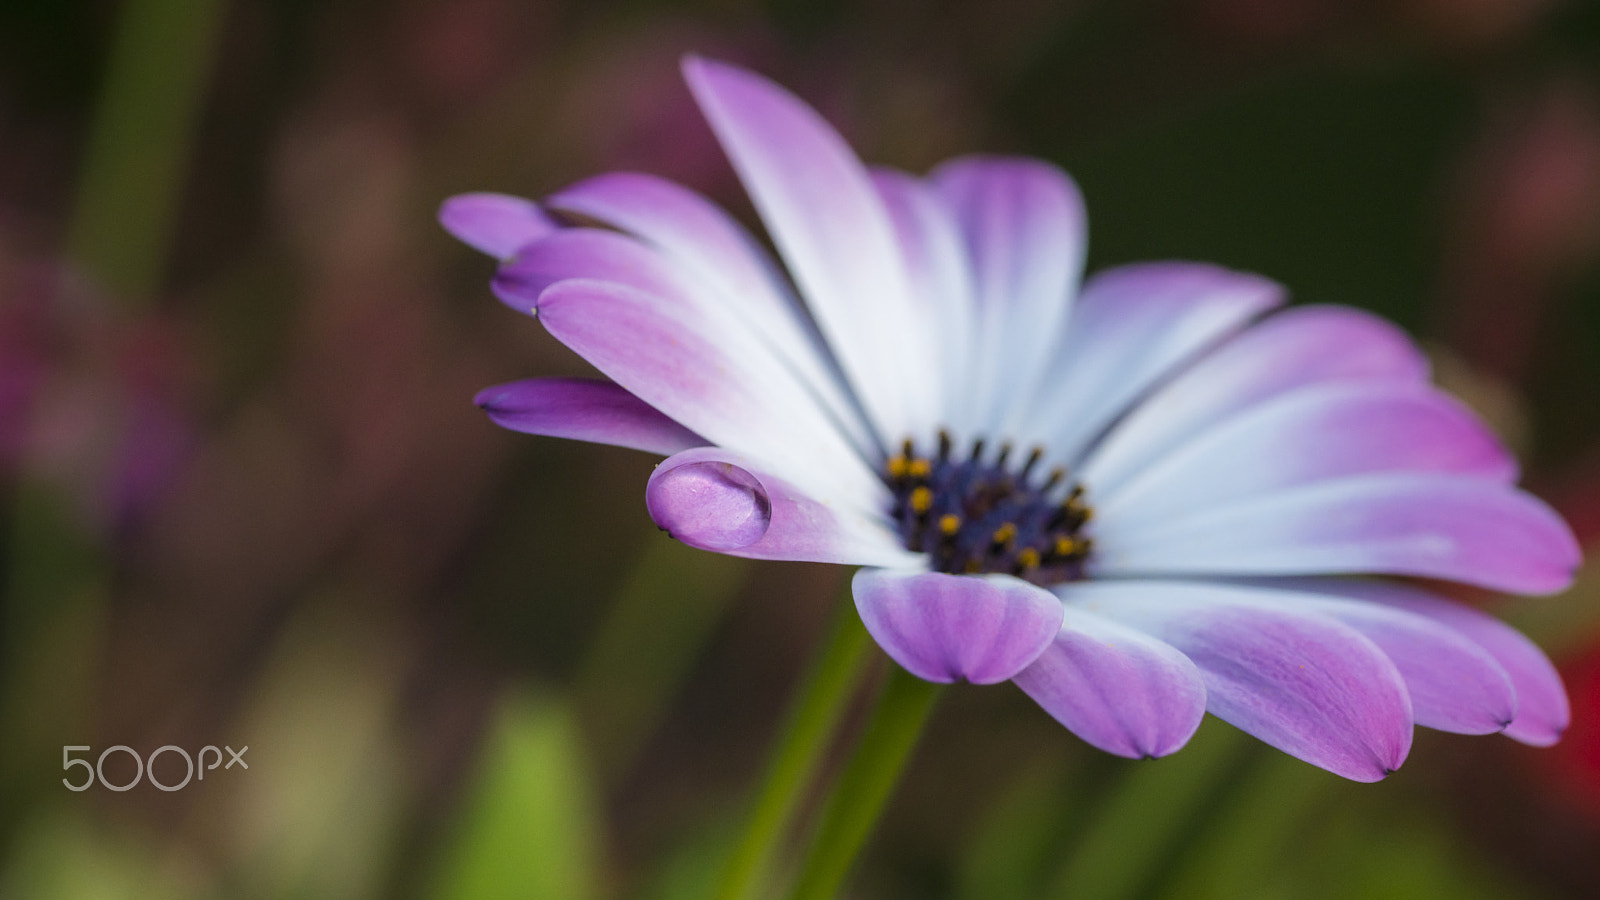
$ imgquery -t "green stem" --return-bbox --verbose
[713,595,874,900]
[787,665,944,900]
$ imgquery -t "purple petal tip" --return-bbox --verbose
[854,570,1064,685]
[439,192,556,260]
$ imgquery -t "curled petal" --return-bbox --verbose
[1083,304,1430,495]
[853,569,1064,684]
[1092,473,1581,596]
[647,448,915,567]
[1083,581,1412,782]
[648,456,769,550]
[473,378,704,455]
[1013,603,1206,758]
[438,193,556,259]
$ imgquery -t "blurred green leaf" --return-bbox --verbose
[1,482,107,834]
[68,0,225,301]
[213,599,410,900]
[426,690,600,900]
[0,809,202,900]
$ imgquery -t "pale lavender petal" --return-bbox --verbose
[853,569,1064,684]
[545,172,872,449]
[473,378,705,455]
[683,55,935,440]
[1082,304,1429,496]
[647,447,915,566]
[545,171,798,329]
[870,168,969,430]
[1275,578,1569,746]
[1093,474,1580,596]
[1098,383,1518,527]
[438,193,557,259]
[1013,603,1206,758]
[931,156,1086,436]
[496,227,876,458]
[1023,262,1285,462]
[1082,580,1412,781]
[535,278,885,510]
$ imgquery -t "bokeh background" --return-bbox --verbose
[2,0,1600,897]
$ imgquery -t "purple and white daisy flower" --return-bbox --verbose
[443,57,1581,782]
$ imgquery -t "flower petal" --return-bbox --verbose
[1096,383,1518,527]
[545,172,874,450]
[853,569,1064,684]
[535,277,884,511]
[1273,578,1569,746]
[683,55,935,441]
[545,171,795,323]
[474,378,705,455]
[493,227,694,313]
[871,167,970,437]
[1012,602,1206,758]
[438,193,557,259]
[930,156,1086,437]
[1092,473,1580,596]
[496,228,870,459]
[1023,262,1285,463]
[1082,580,1412,781]
[1083,305,1430,495]
[1282,590,1516,735]
[648,448,917,566]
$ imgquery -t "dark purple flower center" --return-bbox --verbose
[884,431,1093,586]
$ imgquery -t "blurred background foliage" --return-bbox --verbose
[1,0,1599,897]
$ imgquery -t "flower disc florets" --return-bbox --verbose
[886,430,1092,585]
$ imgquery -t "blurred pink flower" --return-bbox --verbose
[0,248,195,532]
[1442,78,1600,381]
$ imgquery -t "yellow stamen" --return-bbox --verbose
[991,523,1018,548]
